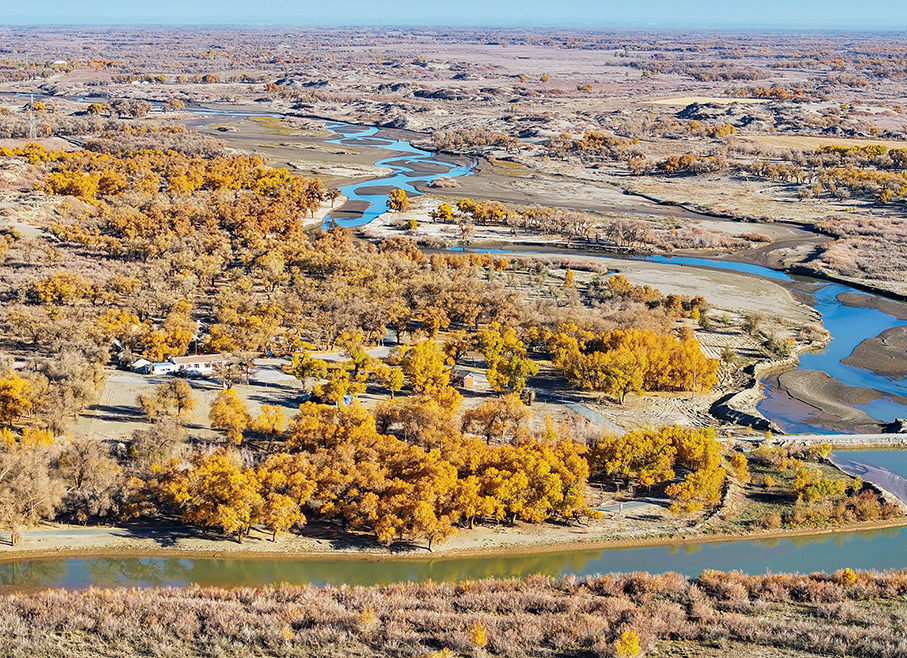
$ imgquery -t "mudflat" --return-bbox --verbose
[774,369,901,432]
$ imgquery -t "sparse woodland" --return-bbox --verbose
[0,142,726,546]
[0,138,877,549]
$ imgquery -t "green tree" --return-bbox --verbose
[486,352,539,394]
[477,324,538,393]
[291,350,328,393]
[376,365,405,398]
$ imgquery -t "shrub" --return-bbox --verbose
[756,513,782,529]
[837,568,858,585]
[469,622,488,648]
[614,630,641,657]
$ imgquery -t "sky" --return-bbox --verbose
[3,0,907,28]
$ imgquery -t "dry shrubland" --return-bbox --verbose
[2,569,907,657]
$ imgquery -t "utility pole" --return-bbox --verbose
[691,360,697,400]
[29,94,36,141]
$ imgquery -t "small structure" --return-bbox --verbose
[452,368,475,388]
[168,354,229,376]
[130,357,152,373]
[148,362,179,375]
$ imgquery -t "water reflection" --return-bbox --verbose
[0,560,67,587]
[1,523,905,590]
[85,558,193,587]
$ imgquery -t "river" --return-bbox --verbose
[644,257,907,433]
[322,122,473,228]
[2,526,905,589]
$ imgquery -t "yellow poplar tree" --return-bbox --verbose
[209,389,251,444]
[165,450,262,543]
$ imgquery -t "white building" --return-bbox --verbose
[168,354,229,375]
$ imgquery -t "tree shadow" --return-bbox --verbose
[247,381,300,392]
[89,404,145,422]
[111,525,205,548]
[629,513,665,522]
[299,522,426,553]
[637,496,674,509]
[246,393,302,409]
[749,491,792,505]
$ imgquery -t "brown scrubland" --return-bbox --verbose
[2,569,907,657]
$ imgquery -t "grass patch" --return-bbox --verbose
[488,157,532,176]
[250,117,332,137]
[723,453,897,532]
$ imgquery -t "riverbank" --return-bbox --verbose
[4,515,907,566]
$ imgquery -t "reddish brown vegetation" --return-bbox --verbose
[2,569,907,656]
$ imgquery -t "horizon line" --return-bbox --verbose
[3,22,907,31]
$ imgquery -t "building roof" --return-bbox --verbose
[169,354,228,365]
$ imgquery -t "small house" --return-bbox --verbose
[149,362,179,375]
[130,358,152,373]
[168,353,229,376]
[452,368,475,388]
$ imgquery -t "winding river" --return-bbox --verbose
[645,257,907,432]
[310,120,907,433]
[322,122,473,228]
